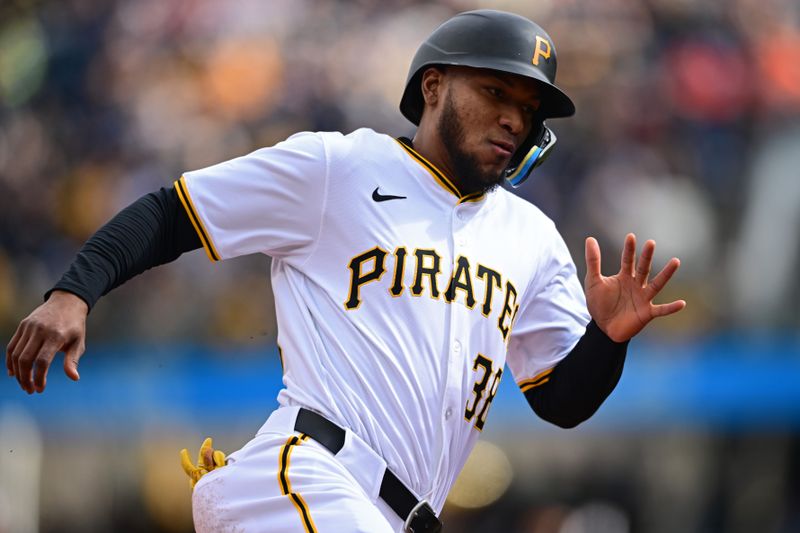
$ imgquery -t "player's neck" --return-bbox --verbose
[410,129,462,193]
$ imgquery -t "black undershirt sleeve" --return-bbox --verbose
[524,320,629,428]
[45,186,202,310]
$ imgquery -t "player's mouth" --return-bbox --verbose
[489,139,515,159]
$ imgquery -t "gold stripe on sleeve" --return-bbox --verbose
[278,434,317,533]
[174,176,221,262]
[520,376,550,393]
[518,367,555,392]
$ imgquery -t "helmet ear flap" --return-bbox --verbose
[504,123,557,187]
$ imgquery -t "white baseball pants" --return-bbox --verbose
[192,406,405,533]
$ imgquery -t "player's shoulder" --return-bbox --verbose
[492,190,576,279]
[307,128,399,173]
[315,127,396,153]
[283,127,390,144]
[270,128,394,164]
[492,187,558,234]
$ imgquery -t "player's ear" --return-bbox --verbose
[420,67,445,106]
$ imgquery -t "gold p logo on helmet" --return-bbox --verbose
[532,36,552,66]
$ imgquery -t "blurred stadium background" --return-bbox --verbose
[1,0,799,531]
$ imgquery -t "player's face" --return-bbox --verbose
[437,67,541,194]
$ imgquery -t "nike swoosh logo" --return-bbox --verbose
[372,187,407,202]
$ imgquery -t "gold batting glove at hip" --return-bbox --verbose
[180,437,227,489]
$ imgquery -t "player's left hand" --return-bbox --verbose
[180,437,227,489]
[584,233,686,342]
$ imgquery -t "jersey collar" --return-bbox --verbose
[396,137,485,204]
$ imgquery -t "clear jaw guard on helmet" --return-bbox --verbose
[504,125,557,188]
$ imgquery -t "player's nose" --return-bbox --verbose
[498,105,525,137]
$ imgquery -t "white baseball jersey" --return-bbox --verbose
[177,128,589,526]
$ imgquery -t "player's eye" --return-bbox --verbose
[521,100,541,116]
[486,87,503,99]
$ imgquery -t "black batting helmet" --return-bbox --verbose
[400,10,575,187]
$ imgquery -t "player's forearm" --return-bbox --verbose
[46,186,201,310]
[524,320,628,428]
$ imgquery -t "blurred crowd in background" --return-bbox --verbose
[1,0,798,342]
[1,0,799,532]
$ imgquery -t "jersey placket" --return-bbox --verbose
[432,199,475,505]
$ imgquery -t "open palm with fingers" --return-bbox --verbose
[584,233,686,343]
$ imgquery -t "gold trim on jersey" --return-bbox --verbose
[174,176,221,262]
[395,138,486,204]
[278,434,317,533]
[459,191,484,204]
[518,367,555,393]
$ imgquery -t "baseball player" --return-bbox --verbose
[6,10,685,533]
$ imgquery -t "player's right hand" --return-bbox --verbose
[180,437,228,489]
[6,290,88,394]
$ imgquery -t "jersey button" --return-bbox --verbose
[453,340,461,353]
[445,408,453,419]
[457,212,466,221]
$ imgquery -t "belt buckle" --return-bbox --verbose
[403,500,442,533]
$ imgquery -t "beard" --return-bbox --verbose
[436,92,505,195]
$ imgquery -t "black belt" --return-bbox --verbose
[294,408,442,533]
